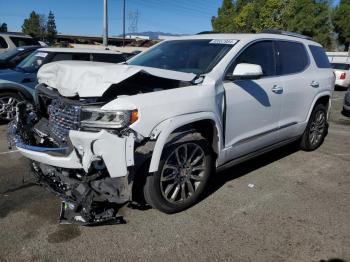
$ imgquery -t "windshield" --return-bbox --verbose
[0,48,22,61]
[16,51,48,72]
[331,63,350,70]
[128,39,237,74]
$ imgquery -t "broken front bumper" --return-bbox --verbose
[9,120,135,178]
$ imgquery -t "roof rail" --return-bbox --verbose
[262,29,312,40]
[196,31,216,35]
[0,31,31,37]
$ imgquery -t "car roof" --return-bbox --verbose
[167,33,320,46]
[38,47,123,54]
[0,32,32,38]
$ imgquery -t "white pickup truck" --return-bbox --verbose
[8,31,334,224]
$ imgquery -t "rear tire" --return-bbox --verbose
[0,92,23,123]
[300,103,328,151]
[143,132,213,214]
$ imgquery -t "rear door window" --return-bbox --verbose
[309,45,331,68]
[51,53,73,62]
[0,37,8,48]
[51,53,92,62]
[72,53,91,61]
[92,53,126,63]
[277,41,309,75]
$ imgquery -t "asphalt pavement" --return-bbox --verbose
[0,90,349,262]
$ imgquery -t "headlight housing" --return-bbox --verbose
[80,107,138,129]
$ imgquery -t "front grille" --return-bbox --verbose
[48,99,81,145]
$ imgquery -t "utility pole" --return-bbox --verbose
[103,0,108,47]
[122,0,126,47]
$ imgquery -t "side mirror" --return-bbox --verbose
[230,63,263,80]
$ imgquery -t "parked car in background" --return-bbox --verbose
[0,46,40,69]
[343,88,350,117]
[8,31,334,224]
[0,32,44,53]
[331,62,350,89]
[0,48,131,121]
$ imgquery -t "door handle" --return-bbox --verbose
[310,81,319,88]
[272,85,283,94]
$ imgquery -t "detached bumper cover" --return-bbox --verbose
[9,117,135,178]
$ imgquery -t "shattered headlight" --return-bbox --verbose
[80,107,139,129]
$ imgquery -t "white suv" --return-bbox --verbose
[9,31,334,224]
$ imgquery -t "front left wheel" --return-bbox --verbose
[143,132,213,214]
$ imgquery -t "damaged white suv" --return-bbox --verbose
[9,31,334,224]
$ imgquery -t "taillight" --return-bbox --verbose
[340,72,346,80]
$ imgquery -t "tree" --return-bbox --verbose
[0,23,7,32]
[22,11,46,40]
[284,0,333,49]
[333,0,350,51]
[46,11,57,44]
[212,0,236,32]
[212,0,333,49]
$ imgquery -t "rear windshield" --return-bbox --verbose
[331,63,350,70]
[9,37,39,47]
[309,45,331,68]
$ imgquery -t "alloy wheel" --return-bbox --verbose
[309,110,326,147]
[160,143,206,204]
[0,96,20,121]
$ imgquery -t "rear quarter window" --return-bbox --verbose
[277,41,309,75]
[309,45,331,68]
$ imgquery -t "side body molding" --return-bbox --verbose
[148,112,224,173]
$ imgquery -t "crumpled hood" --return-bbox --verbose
[37,61,197,97]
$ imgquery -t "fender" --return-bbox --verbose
[148,111,223,173]
[306,90,332,122]
[0,81,35,102]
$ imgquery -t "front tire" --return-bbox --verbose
[300,103,328,151]
[143,132,213,214]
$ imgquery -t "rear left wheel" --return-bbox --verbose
[300,103,328,151]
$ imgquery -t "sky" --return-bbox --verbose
[0,0,223,36]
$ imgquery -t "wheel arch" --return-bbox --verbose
[306,92,332,123]
[148,112,223,173]
[0,83,34,102]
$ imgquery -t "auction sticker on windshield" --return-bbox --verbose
[35,52,48,58]
[209,39,238,45]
